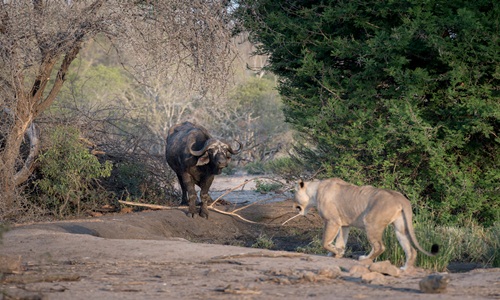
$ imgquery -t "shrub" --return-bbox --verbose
[104,156,177,205]
[36,126,112,217]
[264,157,304,180]
[293,215,499,271]
[378,217,500,271]
[254,179,283,194]
[251,233,275,249]
[240,0,500,227]
[244,161,266,175]
[296,235,327,255]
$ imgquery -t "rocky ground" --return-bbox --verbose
[1,175,499,299]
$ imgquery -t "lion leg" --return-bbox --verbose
[322,221,344,257]
[333,226,350,258]
[360,225,386,261]
[393,218,417,270]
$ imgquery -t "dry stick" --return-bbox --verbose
[119,177,291,225]
[281,213,302,226]
[209,176,289,211]
[118,199,263,225]
[207,206,260,224]
[210,176,291,207]
[208,179,253,207]
[118,200,184,210]
[232,194,287,214]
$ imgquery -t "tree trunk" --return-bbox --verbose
[0,44,80,212]
[0,112,29,210]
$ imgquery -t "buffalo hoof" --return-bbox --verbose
[199,207,209,219]
[188,205,197,218]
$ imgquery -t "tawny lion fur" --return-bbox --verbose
[293,178,438,270]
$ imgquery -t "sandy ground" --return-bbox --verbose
[1,175,499,299]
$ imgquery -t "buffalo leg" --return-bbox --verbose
[176,174,188,206]
[199,176,214,219]
[182,174,198,218]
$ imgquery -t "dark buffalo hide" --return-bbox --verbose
[165,121,241,218]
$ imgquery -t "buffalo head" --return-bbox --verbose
[189,138,242,173]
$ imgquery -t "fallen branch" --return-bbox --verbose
[209,178,257,207]
[118,199,263,224]
[207,205,260,224]
[119,176,293,225]
[118,200,184,210]
[209,176,290,208]
[281,213,302,226]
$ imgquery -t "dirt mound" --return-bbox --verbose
[1,202,499,299]
[1,175,499,299]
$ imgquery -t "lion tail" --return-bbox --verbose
[402,205,439,257]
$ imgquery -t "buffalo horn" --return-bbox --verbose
[189,139,215,157]
[228,140,242,154]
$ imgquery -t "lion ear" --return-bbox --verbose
[298,179,304,189]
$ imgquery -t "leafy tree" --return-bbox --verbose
[0,0,235,213]
[239,0,500,225]
[207,76,290,163]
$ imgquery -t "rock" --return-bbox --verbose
[317,267,341,279]
[419,273,450,294]
[0,255,22,274]
[361,272,386,285]
[369,260,400,277]
[349,265,371,277]
[358,258,373,266]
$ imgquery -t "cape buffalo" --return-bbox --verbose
[165,121,241,218]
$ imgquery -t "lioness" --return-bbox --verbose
[293,178,438,270]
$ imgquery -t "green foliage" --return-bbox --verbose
[215,76,291,162]
[251,233,276,249]
[296,235,327,255]
[245,157,303,178]
[244,161,266,175]
[264,157,304,179]
[254,179,283,194]
[294,219,498,270]
[112,161,149,199]
[377,216,499,271]
[239,0,500,226]
[108,160,171,203]
[36,126,112,217]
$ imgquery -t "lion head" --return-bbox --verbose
[293,179,319,216]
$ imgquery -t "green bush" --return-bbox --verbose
[112,161,148,199]
[296,234,327,255]
[264,157,303,179]
[377,217,500,271]
[294,216,499,271]
[254,179,283,194]
[240,0,500,227]
[107,159,173,204]
[36,126,112,217]
[251,233,275,249]
[244,161,266,175]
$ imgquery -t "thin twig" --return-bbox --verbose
[210,176,291,208]
[118,199,261,224]
[119,176,293,225]
[207,206,260,224]
[281,213,302,226]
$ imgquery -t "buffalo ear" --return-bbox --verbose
[196,152,210,166]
